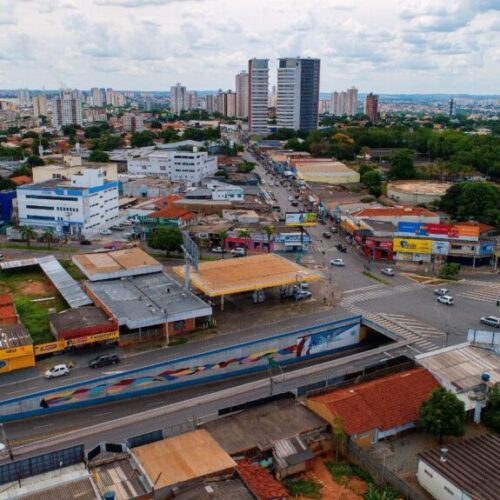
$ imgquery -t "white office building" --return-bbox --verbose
[128,150,217,185]
[17,168,119,237]
[206,181,244,201]
[248,58,269,135]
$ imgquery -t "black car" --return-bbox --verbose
[322,232,331,239]
[335,244,347,253]
[89,354,120,368]
[80,239,92,245]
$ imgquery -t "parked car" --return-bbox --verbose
[437,295,454,305]
[272,205,281,212]
[45,364,70,379]
[335,244,347,253]
[288,196,294,202]
[211,246,225,253]
[231,247,245,256]
[109,225,122,231]
[291,201,299,207]
[278,216,286,222]
[0,252,4,260]
[322,232,331,239]
[121,220,133,226]
[434,288,449,296]
[330,258,345,266]
[480,316,500,328]
[294,290,312,300]
[89,354,120,369]
[99,229,112,236]
[80,239,92,245]
[381,268,395,276]
[330,227,338,234]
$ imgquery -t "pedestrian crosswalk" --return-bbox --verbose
[342,304,442,353]
[340,282,426,306]
[457,280,500,304]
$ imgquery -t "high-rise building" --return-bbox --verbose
[32,95,48,119]
[248,58,269,135]
[268,84,277,108]
[364,93,379,123]
[123,112,145,132]
[216,90,237,117]
[16,89,31,107]
[205,94,216,114]
[170,83,187,114]
[52,92,83,128]
[346,87,358,116]
[91,87,106,107]
[331,87,357,116]
[276,57,320,131]
[235,71,249,119]
[186,91,198,110]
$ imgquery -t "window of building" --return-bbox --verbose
[444,486,454,496]
[424,469,433,478]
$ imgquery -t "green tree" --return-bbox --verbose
[90,134,123,151]
[88,150,110,162]
[150,120,163,129]
[19,225,37,248]
[236,161,255,173]
[130,131,155,148]
[0,177,16,190]
[361,170,383,196]
[419,388,466,443]
[159,127,180,143]
[41,229,55,249]
[262,224,275,253]
[438,263,461,280]
[216,229,228,259]
[26,155,45,167]
[387,149,416,180]
[483,385,500,432]
[331,415,347,461]
[238,229,251,256]
[147,227,183,256]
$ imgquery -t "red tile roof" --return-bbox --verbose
[0,294,13,307]
[10,175,32,185]
[237,460,288,500]
[352,207,437,218]
[309,368,439,435]
[152,194,182,209]
[148,206,195,221]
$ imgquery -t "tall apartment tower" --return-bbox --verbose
[216,90,237,117]
[170,83,187,114]
[16,89,31,107]
[248,59,269,135]
[346,87,358,116]
[52,93,83,128]
[32,95,48,119]
[364,93,379,123]
[276,57,320,131]
[186,91,198,110]
[91,87,106,107]
[235,71,249,119]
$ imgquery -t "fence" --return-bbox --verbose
[346,441,427,500]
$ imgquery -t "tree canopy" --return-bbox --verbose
[147,227,183,256]
[88,150,110,162]
[387,149,417,180]
[130,131,155,148]
[483,385,500,433]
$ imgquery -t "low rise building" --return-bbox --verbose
[32,157,118,183]
[0,324,34,373]
[17,167,119,237]
[206,180,244,201]
[127,149,217,185]
[290,158,360,185]
[387,180,453,205]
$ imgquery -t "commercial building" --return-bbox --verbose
[32,157,118,183]
[127,149,217,185]
[364,92,379,123]
[17,167,119,237]
[290,158,360,184]
[248,58,269,135]
[51,90,83,128]
[387,180,453,205]
[170,82,187,114]
[235,70,249,118]
[32,95,48,120]
[122,112,145,132]
[307,368,438,446]
[0,324,34,373]
[277,57,320,131]
[417,435,500,500]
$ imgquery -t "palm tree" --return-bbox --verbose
[19,225,36,248]
[41,229,55,249]
[238,229,251,256]
[216,229,228,259]
[262,224,275,253]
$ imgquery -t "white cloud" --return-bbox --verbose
[0,0,498,93]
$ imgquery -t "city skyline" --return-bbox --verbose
[1,0,499,93]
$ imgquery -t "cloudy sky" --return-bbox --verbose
[1,0,499,93]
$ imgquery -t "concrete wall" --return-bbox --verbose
[417,460,469,500]
[0,317,362,421]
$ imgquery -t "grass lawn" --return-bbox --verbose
[59,259,86,280]
[0,267,67,344]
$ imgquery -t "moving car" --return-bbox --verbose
[80,239,92,245]
[288,196,294,202]
[437,295,454,305]
[381,268,395,276]
[330,227,338,234]
[330,258,345,266]
[211,246,225,253]
[480,316,500,328]
[434,288,449,296]
[45,364,70,379]
[89,354,120,369]
[231,247,245,256]
[99,229,112,236]
[294,290,312,300]
[323,232,331,239]
[109,225,122,231]
[291,201,299,207]
[335,244,347,253]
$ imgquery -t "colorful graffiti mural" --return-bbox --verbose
[41,344,298,407]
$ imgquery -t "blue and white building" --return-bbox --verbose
[17,168,119,237]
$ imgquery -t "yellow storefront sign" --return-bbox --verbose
[34,340,67,356]
[70,331,119,346]
[0,344,34,360]
[393,238,432,254]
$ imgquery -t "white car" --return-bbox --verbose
[437,295,454,305]
[45,364,70,379]
[121,220,133,226]
[434,288,449,296]
[211,246,225,253]
[295,290,312,300]
[231,247,245,256]
[381,268,395,276]
[99,229,112,236]
[288,196,294,202]
[330,258,345,267]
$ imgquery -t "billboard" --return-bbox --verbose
[286,212,317,227]
[477,241,494,256]
[394,237,432,254]
[296,323,360,357]
[431,240,450,255]
[455,224,480,241]
[397,222,480,241]
[397,221,423,234]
